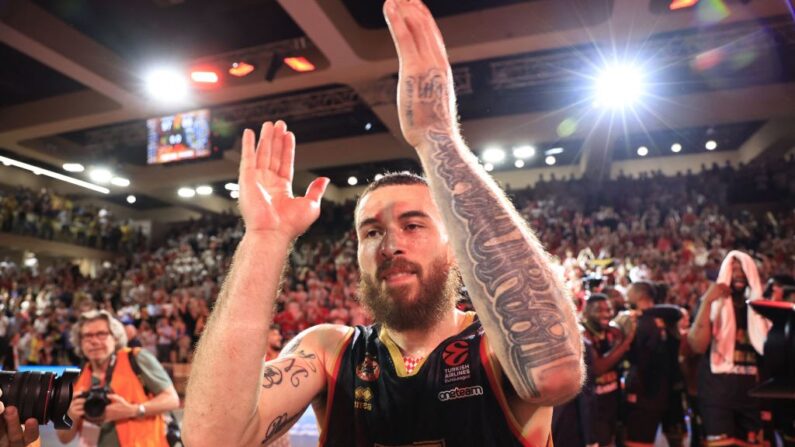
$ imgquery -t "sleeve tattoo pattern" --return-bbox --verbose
[409,69,574,398]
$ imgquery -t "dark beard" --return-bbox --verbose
[731,286,747,307]
[359,257,460,332]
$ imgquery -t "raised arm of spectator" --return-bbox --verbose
[384,0,582,405]
[182,121,331,446]
[687,283,728,354]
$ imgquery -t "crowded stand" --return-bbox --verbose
[0,185,147,254]
[2,157,793,442]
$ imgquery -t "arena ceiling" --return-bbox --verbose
[1,0,794,215]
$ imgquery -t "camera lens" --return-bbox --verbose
[0,369,79,429]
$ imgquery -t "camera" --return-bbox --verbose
[80,386,112,419]
[749,300,795,399]
[0,369,79,428]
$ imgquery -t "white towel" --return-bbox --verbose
[709,250,771,374]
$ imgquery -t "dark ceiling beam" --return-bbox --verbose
[0,0,145,109]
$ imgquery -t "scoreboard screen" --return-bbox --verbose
[147,109,212,165]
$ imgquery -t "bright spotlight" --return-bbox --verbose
[637,146,649,157]
[126,195,137,204]
[671,143,682,153]
[374,174,384,181]
[512,145,536,159]
[89,168,113,184]
[178,187,196,198]
[482,147,506,164]
[145,68,188,102]
[230,190,240,199]
[224,182,239,191]
[484,163,494,172]
[347,176,358,186]
[196,185,213,196]
[594,64,645,109]
[514,160,525,168]
[705,140,718,151]
[545,155,557,166]
[545,147,564,155]
[111,177,130,187]
[63,163,84,173]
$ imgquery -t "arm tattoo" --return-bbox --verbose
[424,125,574,398]
[261,412,301,445]
[262,350,318,389]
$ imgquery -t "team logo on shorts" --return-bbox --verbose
[442,341,469,367]
[356,353,381,382]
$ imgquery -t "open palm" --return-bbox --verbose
[238,121,329,241]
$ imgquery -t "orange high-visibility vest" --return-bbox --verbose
[75,348,168,447]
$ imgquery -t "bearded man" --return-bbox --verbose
[183,1,583,445]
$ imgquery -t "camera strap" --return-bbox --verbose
[100,353,118,388]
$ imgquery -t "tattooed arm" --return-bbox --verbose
[182,121,332,446]
[384,0,582,405]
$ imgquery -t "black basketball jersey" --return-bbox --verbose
[320,314,551,446]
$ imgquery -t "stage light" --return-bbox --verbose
[229,62,255,77]
[347,176,358,186]
[111,177,130,187]
[196,185,213,196]
[0,155,108,194]
[669,0,699,10]
[284,56,316,73]
[637,146,649,157]
[145,68,188,102]
[63,163,84,173]
[484,163,494,172]
[546,147,564,155]
[482,146,506,163]
[594,64,645,109]
[178,187,196,198]
[514,160,525,168]
[190,70,219,84]
[126,195,136,204]
[545,155,557,166]
[513,145,536,159]
[671,143,682,153]
[224,182,239,191]
[705,140,718,150]
[230,190,239,199]
[89,168,113,184]
[374,174,384,181]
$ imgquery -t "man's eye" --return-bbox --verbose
[366,229,381,238]
[406,224,421,231]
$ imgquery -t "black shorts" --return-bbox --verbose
[593,391,620,446]
[625,404,685,444]
[700,400,761,444]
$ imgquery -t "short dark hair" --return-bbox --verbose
[630,281,667,304]
[354,172,428,223]
[585,293,609,307]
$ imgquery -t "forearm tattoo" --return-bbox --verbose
[418,107,574,397]
[261,412,301,445]
[402,64,576,396]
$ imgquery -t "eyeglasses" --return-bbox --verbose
[81,331,111,341]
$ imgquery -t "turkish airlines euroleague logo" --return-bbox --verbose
[442,341,469,367]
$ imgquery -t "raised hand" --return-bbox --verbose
[383,0,458,148]
[238,121,329,241]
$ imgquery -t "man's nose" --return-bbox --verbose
[379,230,405,259]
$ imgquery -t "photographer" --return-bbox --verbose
[57,310,179,446]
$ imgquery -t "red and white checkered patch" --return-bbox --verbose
[403,355,424,375]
